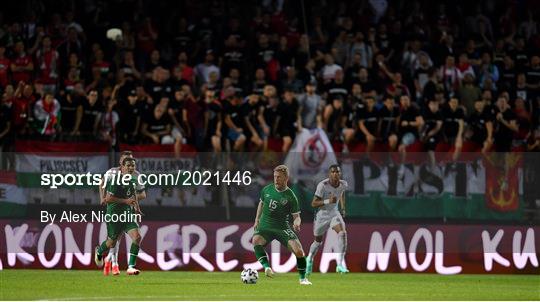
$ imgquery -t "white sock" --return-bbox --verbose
[307,241,322,261]
[109,241,120,266]
[337,231,347,267]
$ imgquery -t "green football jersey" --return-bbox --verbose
[105,174,141,215]
[258,184,300,229]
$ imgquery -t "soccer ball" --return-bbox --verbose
[240,268,258,284]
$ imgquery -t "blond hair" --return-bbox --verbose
[274,165,289,176]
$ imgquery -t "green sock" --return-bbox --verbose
[254,245,270,269]
[97,241,109,256]
[297,256,306,279]
[128,243,140,267]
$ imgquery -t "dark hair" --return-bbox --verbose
[120,151,133,158]
[122,157,136,165]
[329,164,341,172]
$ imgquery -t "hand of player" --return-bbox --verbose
[125,198,137,206]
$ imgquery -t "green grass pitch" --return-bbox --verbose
[0,270,538,300]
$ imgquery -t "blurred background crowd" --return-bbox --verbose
[0,0,539,162]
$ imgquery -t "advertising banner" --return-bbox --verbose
[1,220,537,274]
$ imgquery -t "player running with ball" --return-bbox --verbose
[306,164,349,275]
[94,157,145,275]
[252,165,312,285]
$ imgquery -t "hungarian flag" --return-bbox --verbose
[483,153,521,212]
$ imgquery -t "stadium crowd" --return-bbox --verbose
[0,0,539,160]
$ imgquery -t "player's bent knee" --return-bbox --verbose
[252,235,266,246]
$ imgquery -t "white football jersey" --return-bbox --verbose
[314,178,348,213]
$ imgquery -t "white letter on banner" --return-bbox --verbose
[125,225,154,264]
[5,224,35,266]
[241,227,263,270]
[37,224,62,268]
[216,225,239,271]
[157,224,181,271]
[435,230,462,274]
[64,224,93,268]
[271,240,296,273]
[367,231,407,271]
[512,228,539,269]
[319,231,340,273]
[408,228,433,272]
[181,224,214,271]
[482,230,510,271]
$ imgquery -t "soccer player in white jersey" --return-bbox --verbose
[306,164,349,275]
[99,150,145,275]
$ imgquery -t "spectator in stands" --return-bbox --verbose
[321,53,342,84]
[241,94,267,151]
[205,89,223,152]
[439,55,461,97]
[322,94,344,142]
[421,98,443,167]
[118,89,141,144]
[440,97,465,161]
[98,96,119,148]
[466,98,494,153]
[397,95,423,155]
[251,68,268,95]
[10,82,35,136]
[298,81,323,130]
[35,36,59,93]
[280,66,303,94]
[184,89,208,151]
[223,93,246,151]
[171,51,194,87]
[33,92,60,136]
[59,91,82,137]
[77,89,102,138]
[11,41,34,84]
[356,96,378,154]
[478,52,499,89]
[119,50,142,81]
[378,95,400,152]
[493,95,518,152]
[0,45,10,88]
[141,104,174,145]
[323,69,348,102]
[195,50,220,86]
[275,89,299,152]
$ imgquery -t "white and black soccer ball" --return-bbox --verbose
[240,268,258,284]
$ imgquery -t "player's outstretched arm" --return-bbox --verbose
[311,193,337,208]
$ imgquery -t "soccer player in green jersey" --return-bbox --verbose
[94,157,146,275]
[99,150,145,276]
[252,165,312,285]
